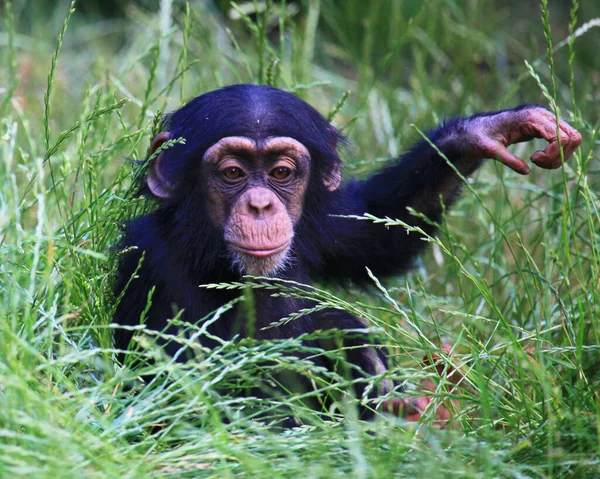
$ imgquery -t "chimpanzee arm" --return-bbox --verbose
[310,105,581,281]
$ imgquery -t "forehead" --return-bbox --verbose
[203,136,310,162]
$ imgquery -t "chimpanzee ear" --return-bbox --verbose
[323,162,342,191]
[322,128,342,191]
[147,132,173,199]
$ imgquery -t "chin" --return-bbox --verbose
[229,247,293,277]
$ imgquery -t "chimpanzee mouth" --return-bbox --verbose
[227,240,292,258]
[228,242,293,276]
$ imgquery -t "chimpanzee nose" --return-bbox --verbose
[246,188,273,216]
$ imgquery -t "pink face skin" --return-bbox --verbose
[201,136,311,275]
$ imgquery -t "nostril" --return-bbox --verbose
[249,200,272,215]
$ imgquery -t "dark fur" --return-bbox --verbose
[114,85,518,417]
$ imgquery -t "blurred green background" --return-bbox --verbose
[7,1,600,134]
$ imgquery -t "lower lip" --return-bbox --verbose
[229,241,291,258]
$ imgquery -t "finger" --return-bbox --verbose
[408,396,431,413]
[423,354,462,387]
[434,404,452,422]
[406,397,453,423]
[382,398,409,416]
[531,120,580,169]
[381,396,431,417]
[563,137,580,161]
[491,144,530,175]
[559,118,582,160]
[382,396,454,424]
[531,140,562,169]
[528,108,558,142]
[527,110,581,168]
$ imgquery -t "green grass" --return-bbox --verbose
[1,0,599,477]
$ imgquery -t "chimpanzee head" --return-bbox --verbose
[146,85,344,276]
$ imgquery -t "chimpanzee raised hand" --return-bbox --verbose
[114,85,581,422]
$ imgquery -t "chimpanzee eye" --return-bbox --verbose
[223,167,245,180]
[271,167,292,180]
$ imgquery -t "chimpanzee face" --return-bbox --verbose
[201,136,311,275]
